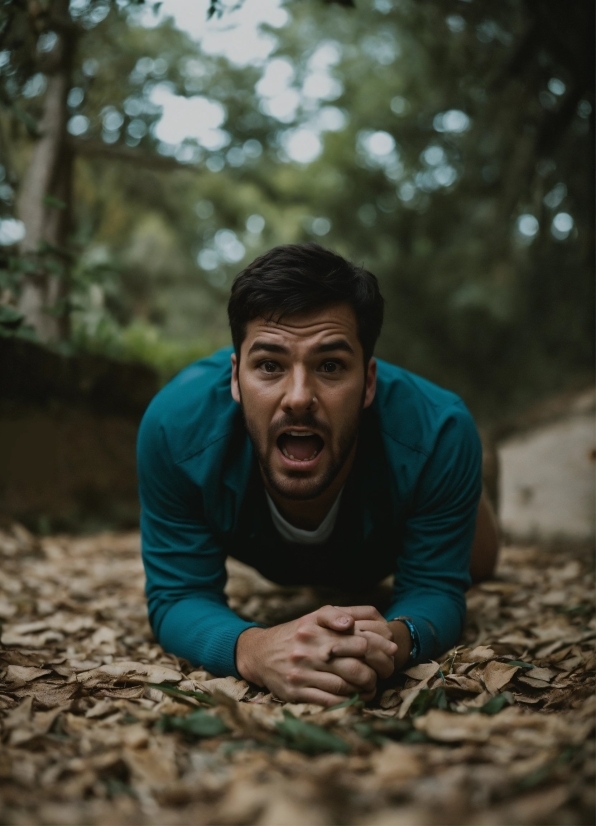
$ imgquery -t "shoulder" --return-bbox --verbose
[138,347,239,465]
[374,359,477,457]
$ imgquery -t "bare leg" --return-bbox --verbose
[470,492,500,583]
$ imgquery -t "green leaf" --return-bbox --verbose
[408,687,448,718]
[474,691,514,715]
[327,694,364,711]
[146,682,217,706]
[43,195,67,210]
[159,709,229,738]
[0,304,24,328]
[506,660,534,669]
[275,710,350,755]
[355,717,416,745]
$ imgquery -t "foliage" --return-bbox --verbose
[0,0,593,419]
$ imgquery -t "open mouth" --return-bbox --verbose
[277,430,325,462]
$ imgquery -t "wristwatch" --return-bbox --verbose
[388,616,421,662]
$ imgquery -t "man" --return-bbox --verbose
[138,243,498,706]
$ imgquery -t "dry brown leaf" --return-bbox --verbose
[14,680,79,708]
[84,699,115,719]
[77,660,182,686]
[525,666,556,683]
[379,688,400,709]
[359,807,428,826]
[482,661,520,694]
[124,739,178,788]
[200,676,250,701]
[398,688,422,719]
[0,526,592,826]
[2,695,33,730]
[444,674,484,693]
[414,709,492,743]
[369,743,424,785]
[404,661,440,682]
[463,645,495,662]
[9,706,67,746]
[257,790,330,826]
[4,665,52,682]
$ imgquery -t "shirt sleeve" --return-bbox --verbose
[384,402,482,663]
[137,403,260,677]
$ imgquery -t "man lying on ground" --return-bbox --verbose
[137,243,499,706]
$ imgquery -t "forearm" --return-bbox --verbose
[235,626,267,685]
[153,595,261,678]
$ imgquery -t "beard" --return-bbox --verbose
[240,401,362,501]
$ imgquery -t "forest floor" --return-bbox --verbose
[0,525,594,826]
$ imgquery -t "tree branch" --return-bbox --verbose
[68,137,196,172]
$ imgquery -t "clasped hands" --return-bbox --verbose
[236,605,398,707]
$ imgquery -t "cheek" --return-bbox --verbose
[241,380,277,422]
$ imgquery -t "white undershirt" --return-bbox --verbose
[265,489,344,545]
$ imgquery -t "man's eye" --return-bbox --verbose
[259,361,280,373]
[320,361,341,374]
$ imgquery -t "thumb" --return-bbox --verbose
[315,605,355,633]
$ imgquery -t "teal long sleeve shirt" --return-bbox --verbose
[137,347,482,677]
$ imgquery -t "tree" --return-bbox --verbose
[1,0,593,419]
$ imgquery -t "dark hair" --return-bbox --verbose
[228,243,384,363]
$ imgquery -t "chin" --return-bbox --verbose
[268,471,330,502]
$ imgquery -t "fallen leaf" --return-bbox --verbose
[414,709,492,742]
[404,661,440,683]
[200,676,250,701]
[4,665,52,683]
[464,645,495,662]
[77,661,182,686]
[482,661,520,693]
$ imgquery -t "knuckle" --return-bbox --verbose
[289,647,305,664]
[347,661,366,682]
[286,668,302,686]
[295,627,313,643]
[333,676,347,695]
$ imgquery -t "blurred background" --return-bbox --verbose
[0,0,594,536]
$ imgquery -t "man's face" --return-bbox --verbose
[231,303,376,501]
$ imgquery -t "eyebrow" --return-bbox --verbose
[247,338,355,357]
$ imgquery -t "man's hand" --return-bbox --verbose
[317,605,398,679]
[236,605,379,707]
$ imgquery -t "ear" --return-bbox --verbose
[230,352,241,403]
[363,358,377,409]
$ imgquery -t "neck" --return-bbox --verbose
[262,444,356,530]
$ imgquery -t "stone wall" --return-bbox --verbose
[498,388,595,543]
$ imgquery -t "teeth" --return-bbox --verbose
[288,430,314,436]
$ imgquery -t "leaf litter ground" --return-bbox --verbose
[0,525,593,825]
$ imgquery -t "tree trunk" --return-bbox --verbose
[17,5,75,344]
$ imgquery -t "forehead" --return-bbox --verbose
[242,303,360,352]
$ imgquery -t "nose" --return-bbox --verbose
[281,366,317,415]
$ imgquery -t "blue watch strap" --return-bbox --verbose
[389,616,422,662]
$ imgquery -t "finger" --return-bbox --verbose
[358,630,398,658]
[354,620,394,640]
[334,605,384,622]
[315,605,355,633]
[306,670,363,697]
[323,657,377,693]
[328,635,368,659]
[362,648,396,680]
[289,687,351,708]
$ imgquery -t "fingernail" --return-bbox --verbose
[338,617,350,626]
